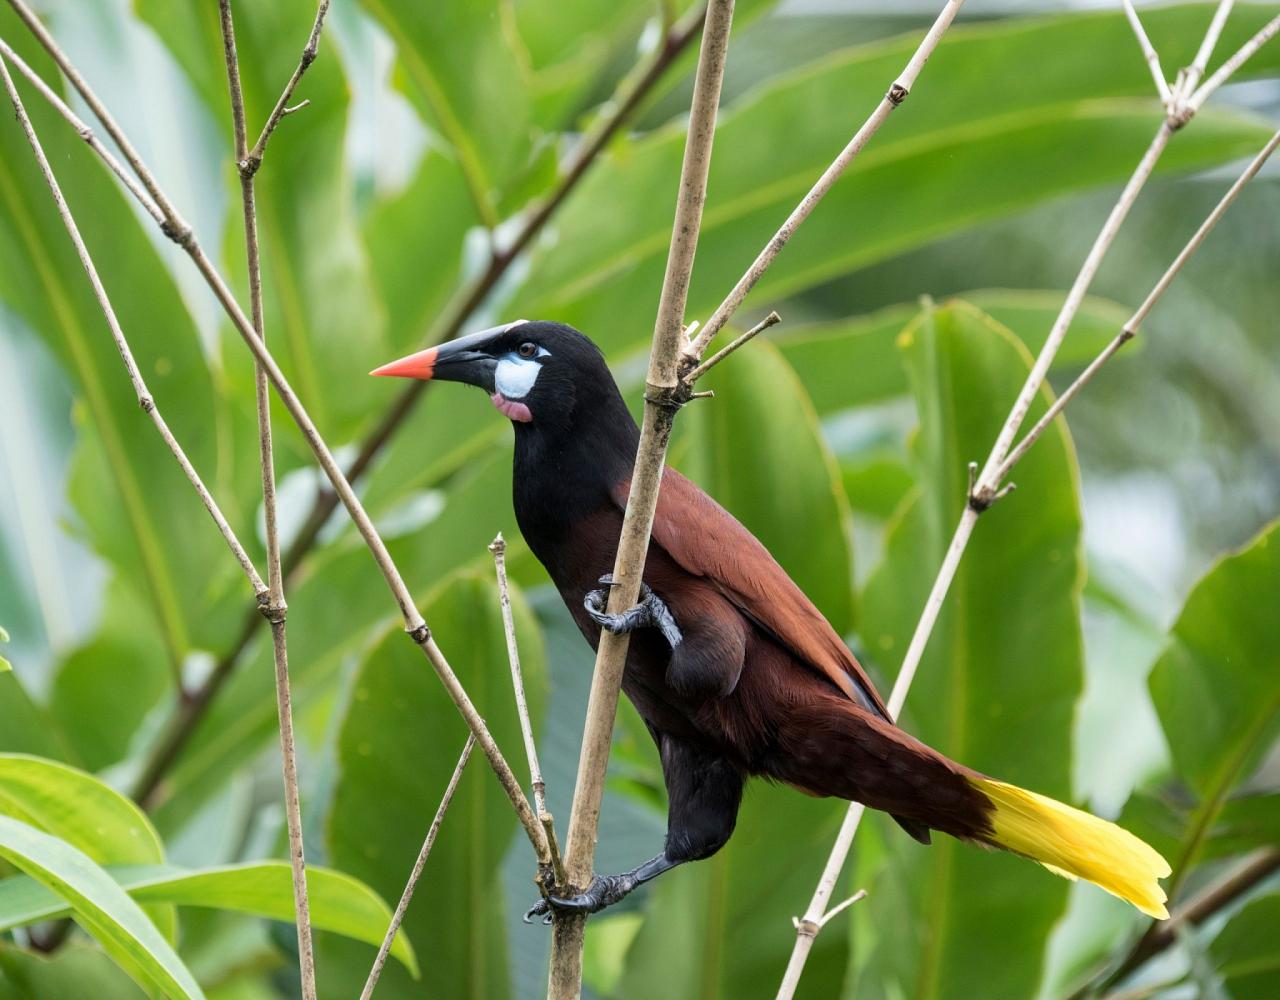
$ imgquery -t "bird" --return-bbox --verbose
[371,320,1170,923]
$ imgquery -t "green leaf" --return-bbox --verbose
[676,336,856,631]
[0,755,163,867]
[852,302,1085,998]
[151,447,519,835]
[48,582,170,771]
[1211,894,1280,1000]
[1147,521,1280,897]
[0,753,173,939]
[0,674,64,760]
[0,16,240,664]
[319,572,547,998]
[511,4,1280,339]
[0,862,417,977]
[356,0,534,224]
[777,290,1133,414]
[0,941,145,1000]
[0,816,203,1000]
[618,785,850,1000]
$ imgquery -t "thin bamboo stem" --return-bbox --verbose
[547,3,736,996]
[217,2,319,994]
[360,736,475,1000]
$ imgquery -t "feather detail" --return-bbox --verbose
[971,776,1171,919]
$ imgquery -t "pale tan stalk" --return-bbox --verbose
[547,3,736,995]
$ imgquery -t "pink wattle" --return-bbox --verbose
[491,392,533,423]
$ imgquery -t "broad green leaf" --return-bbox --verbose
[357,0,534,225]
[319,572,547,999]
[0,753,172,938]
[0,862,417,976]
[134,0,392,440]
[852,302,1085,999]
[0,816,203,1000]
[677,337,856,631]
[618,785,850,1000]
[48,582,170,771]
[1210,894,1280,1000]
[777,290,1133,414]
[0,16,241,662]
[0,672,65,761]
[1147,521,1280,897]
[511,4,1280,338]
[151,447,518,835]
[0,755,163,868]
[0,941,145,1000]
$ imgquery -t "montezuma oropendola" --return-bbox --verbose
[372,321,1170,922]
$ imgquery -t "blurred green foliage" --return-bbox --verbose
[0,1,1277,997]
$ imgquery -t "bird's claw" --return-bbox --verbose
[522,899,554,925]
[583,575,682,649]
[522,873,638,926]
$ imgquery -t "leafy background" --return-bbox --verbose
[1,0,1278,997]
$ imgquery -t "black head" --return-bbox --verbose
[370,320,633,438]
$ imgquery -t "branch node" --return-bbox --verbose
[408,623,432,645]
[792,917,820,939]
[643,379,692,412]
[258,598,288,625]
[887,82,909,105]
[159,219,194,248]
[138,394,155,413]
[239,154,262,180]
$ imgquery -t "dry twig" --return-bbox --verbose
[361,737,476,1000]
[217,1,323,993]
[547,2,735,995]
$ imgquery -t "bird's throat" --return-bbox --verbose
[491,392,533,422]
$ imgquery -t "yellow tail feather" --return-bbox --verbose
[970,777,1171,919]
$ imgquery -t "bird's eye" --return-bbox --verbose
[517,342,538,359]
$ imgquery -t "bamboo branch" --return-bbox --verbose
[1122,0,1173,105]
[995,126,1280,483]
[685,0,966,359]
[1182,0,1236,98]
[2,0,549,867]
[112,3,709,803]
[1187,11,1280,114]
[1096,847,1280,995]
[490,534,564,886]
[361,736,475,1000]
[241,0,330,177]
[217,2,317,994]
[0,52,265,604]
[546,3,736,996]
[0,40,164,227]
[776,8,1274,995]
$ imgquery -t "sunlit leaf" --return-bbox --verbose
[0,816,202,1000]
[852,302,1085,998]
[0,861,417,977]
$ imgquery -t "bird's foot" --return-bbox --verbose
[583,575,682,649]
[522,872,638,925]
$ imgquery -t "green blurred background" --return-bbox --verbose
[1,1,1277,997]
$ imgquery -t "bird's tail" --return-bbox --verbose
[969,775,1171,919]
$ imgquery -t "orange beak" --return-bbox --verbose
[369,346,437,380]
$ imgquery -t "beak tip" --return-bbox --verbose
[368,347,437,381]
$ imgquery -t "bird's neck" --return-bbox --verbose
[510,389,639,568]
